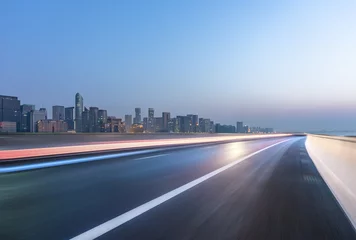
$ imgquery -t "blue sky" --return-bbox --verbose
[1,0,356,131]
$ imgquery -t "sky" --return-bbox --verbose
[1,0,356,132]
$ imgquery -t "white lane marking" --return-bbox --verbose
[70,138,292,240]
[134,154,169,161]
[0,149,163,174]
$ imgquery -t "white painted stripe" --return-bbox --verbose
[134,154,169,161]
[70,139,292,240]
[0,149,162,174]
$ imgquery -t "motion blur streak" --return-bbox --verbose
[70,139,291,240]
[0,149,160,173]
[1,137,355,240]
[0,134,290,160]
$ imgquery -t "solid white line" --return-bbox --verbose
[134,154,169,161]
[69,138,292,240]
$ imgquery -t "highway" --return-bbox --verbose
[0,136,355,240]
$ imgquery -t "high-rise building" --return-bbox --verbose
[125,115,132,132]
[82,107,90,132]
[147,108,155,132]
[177,116,191,133]
[198,118,211,133]
[168,117,177,133]
[162,112,170,132]
[0,95,21,131]
[236,121,244,133]
[186,114,198,132]
[154,117,163,132]
[98,109,108,132]
[89,107,99,132]
[75,93,83,132]
[98,110,107,124]
[143,117,148,131]
[52,105,65,121]
[65,107,75,130]
[29,110,47,132]
[20,104,35,132]
[134,108,141,124]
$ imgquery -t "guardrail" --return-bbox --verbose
[306,134,356,229]
[0,134,292,161]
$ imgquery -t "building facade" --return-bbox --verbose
[89,107,99,132]
[0,122,17,132]
[0,95,21,131]
[52,105,65,120]
[147,108,155,132]
[124,115,132,132]
[82,107,90,132]
[29,109,47,132]
[134,108,141,124]
[236,121,244,133]
[65,107,75,130]
[75,93,83,132]
[37,120,68,133]
[162,112,170,132]
[20,104,35,132]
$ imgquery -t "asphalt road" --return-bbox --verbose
[0,137,354,240]
[0,133,255,150]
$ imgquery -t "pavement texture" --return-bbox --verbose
[0,137,354,240]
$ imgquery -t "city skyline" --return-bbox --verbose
[2,1,356,131]
[0,93,274,134]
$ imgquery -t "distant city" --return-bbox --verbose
[0,94,274,134]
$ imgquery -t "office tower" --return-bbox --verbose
[198,118,211,133]
[133,108,141,124]
[125,115,132,132]
[186,114,198,132]
[52,105,65,121]
[75,93,83,132]
[154,117,162,132]
[243,125,249,133]
[162,112,170,132]
[236,121,244,133]
[98,110,108,132]
[147,108,155,132]
[82,107,90,132]
[65,107,75,130]
[177,116,191,133]
[143,117,148,131]
[0,95,21,131]
[168,117,177,132]
[20,104,35,132]
[89,107,99,132]
[29,110,47,132]
[98,110,108,124]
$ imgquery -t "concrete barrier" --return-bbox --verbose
[306,135,356,228]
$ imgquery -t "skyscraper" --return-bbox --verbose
[134,108,141,124]
[236,121,244,133]
[162,112,170,132]
[98,109,108,132]
[75,93,83,132]
[0,95,21,130]
[20,104,35,132]
[89,107,99,132]
[52,105,65,120]
[65,107,75,130]
[82,107,90,132]
[148,108,155,132]
[125,115,132,132]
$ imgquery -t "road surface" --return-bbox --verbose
[0,137,355,240]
